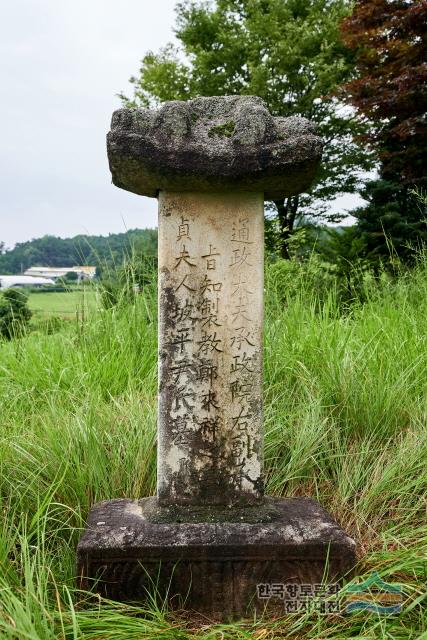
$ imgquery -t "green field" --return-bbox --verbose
[28,289,98,320]
[0,258,426,639]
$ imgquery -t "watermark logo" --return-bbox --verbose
[256,573,404,615]
[344,572,403,614]
[256,582,341,613]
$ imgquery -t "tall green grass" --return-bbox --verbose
[0,255,426,638]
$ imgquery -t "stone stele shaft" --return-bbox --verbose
[158,191,264,507]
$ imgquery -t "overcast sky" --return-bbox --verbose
[0,1,360,250]
[0,0,179,248]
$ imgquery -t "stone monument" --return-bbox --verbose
[77,96,355,619]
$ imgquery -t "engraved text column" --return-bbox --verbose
[158,191,264,507]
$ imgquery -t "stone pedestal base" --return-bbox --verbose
[77,497,355,620]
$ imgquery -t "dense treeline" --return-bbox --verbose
[0,229,158,275]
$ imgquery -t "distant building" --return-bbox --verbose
[24,266,96,281]
[0,275,56,289]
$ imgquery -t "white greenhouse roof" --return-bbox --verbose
[0,275,56,288]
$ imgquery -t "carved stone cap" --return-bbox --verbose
[107,95,322,200]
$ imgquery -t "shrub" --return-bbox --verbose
[0,288,32,339]
[100,255,157,310]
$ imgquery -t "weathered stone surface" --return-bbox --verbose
[158,191,264,507]
[77,497,356,620]
[107,95,322,200]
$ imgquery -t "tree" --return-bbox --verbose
[65,271,79,282]
[341,0,427,187]
[0,289,32,340]
[121,0,373,258]
[340,1,427,263]
[352,179,427,264]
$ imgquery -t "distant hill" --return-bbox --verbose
[0,229,158,275]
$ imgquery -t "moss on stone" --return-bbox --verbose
[140,497,283,524]
[208,121,235,138]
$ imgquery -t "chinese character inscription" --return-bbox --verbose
[158,192,264,506]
